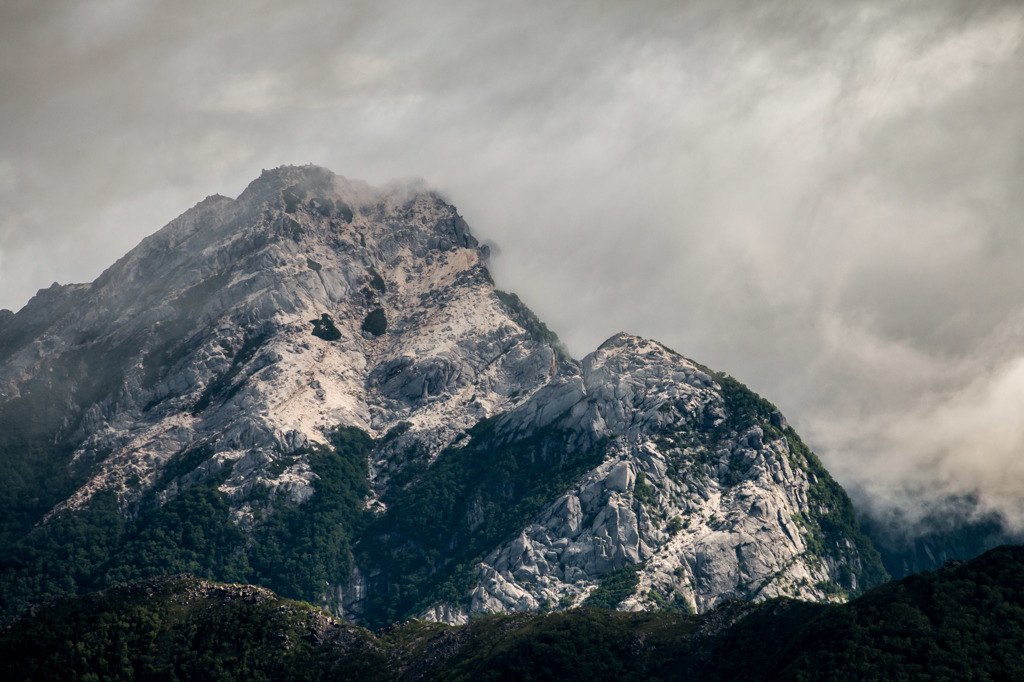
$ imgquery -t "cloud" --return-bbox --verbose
[818,336,1024,532]
[2,0,1024,533]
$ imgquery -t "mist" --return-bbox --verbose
[2,0,1024,530]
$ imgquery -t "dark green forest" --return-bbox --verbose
[3,546,1023,681]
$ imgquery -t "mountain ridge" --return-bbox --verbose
[0,165,884,625]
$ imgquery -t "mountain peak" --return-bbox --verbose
[0,168,547,520]
[0,166,885,628]
[594,331,676,355]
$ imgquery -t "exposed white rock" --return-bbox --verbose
[419,334,864,622]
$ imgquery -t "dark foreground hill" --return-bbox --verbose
[4,545,1022,681]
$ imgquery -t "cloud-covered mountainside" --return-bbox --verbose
[0,165,885,625]
[5,2,1024,542]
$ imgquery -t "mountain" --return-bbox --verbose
[860,498,1024,579]
[0,165,885,626]
[4,545,1023,680]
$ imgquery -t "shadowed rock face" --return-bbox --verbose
[0,165,883,626]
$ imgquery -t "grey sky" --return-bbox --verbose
[2,0,1024,528]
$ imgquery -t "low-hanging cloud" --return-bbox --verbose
[2,0,1024,532]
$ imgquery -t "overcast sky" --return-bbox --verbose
[2,0,1023,532]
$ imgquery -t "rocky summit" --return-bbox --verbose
[0,165,885,627]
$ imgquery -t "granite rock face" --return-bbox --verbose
[0,165,882,625]
[406,335,875,623]
[0,166,559,522]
